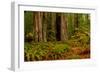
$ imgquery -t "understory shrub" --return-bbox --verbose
[24,42,70,61]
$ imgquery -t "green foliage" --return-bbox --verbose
[24,42,70,61]
[68,30,90,49]
[67,13,75,38]
[47,30,56,41]
[53,44,69,53]
[25,32,34,42]
[24,11,33,33]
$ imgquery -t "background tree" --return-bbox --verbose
[34,12,39,42]
[51,13,56,41]
[60,13,67,41]
[42,12,47,42]
[24,11,90,43]
[38,12,43,42]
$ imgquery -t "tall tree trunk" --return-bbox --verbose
[34,12,39,42]
[43,12,47,42]
[71,14,75,33]
[38,12,43,42]
[84,14,89,25]
[56,13,61,41]
[74,14,79,28]
[60,13,67,41]
[81,14,89,26]
[51,13,56,41]
[34,12,43,42]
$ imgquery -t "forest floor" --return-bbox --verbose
[24,41,90,61]
[64,47,90,59]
